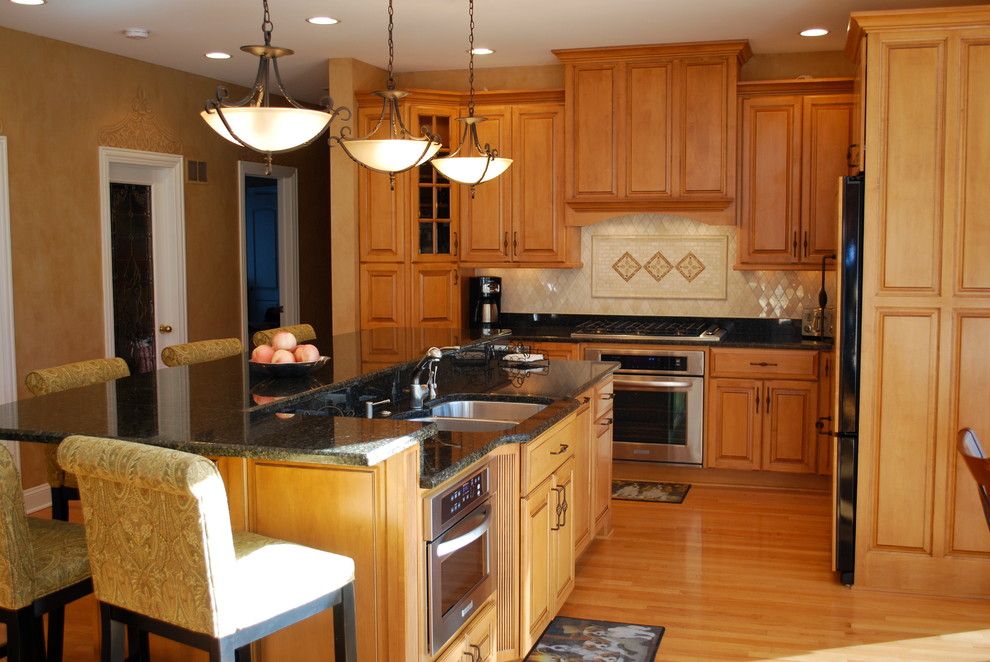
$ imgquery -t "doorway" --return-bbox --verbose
[99,147,187,372]
[0,136,18,468]
[238,161,299,346]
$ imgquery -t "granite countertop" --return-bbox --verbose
[0,328,617,488]
[500,313,834,351]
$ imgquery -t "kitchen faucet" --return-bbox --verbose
[411,346,459,409]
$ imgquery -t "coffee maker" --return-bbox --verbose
[468,276,502,334]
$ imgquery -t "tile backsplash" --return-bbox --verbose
[477,214,836,319]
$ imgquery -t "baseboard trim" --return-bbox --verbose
[612,461,830,492]
[24,483,51,514]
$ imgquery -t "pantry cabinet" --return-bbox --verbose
[554,41,751,214]
[737,79,854,268]
[357,105,408,263]
[409,263,460,328]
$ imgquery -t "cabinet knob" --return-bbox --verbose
[159,324,173,334]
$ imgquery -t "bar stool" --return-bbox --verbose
[958,428,990,532]
[58,435,357,662]
[0,444,93,662]
[24,357,131,522]
[161,338,244,367]
[251,324,317,347]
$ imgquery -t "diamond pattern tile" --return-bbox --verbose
[644,251,673,281]
[611,252,642,282]
[676,252,706,282]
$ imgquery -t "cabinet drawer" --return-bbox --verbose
[522,416,576,495]
[710,348,818,380]
[595,378,615,419]
[464,599,496,661]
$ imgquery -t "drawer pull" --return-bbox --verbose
[549,443,569,456]
[581,396,591,404]
[749,361,778,367]
[601,417,613,426]
[469,644,482,660]
[600,392,615,400]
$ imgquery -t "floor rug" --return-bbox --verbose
[525,616,665,661]
[611,479,691,504]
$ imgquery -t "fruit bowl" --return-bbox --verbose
[248,356,330,379]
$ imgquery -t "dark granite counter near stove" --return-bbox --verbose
[500,313,834,351]
[0,328,617,488]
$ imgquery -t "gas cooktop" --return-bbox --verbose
[570,318,726,342]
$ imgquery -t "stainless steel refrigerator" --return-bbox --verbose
[833,173,864,586]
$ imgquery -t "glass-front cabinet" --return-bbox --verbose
[411,105,460,262]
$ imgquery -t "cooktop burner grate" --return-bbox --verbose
[570,319,725,341]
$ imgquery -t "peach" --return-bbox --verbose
[294,344,320,363]
[271,331,297,352]
[271,349,296,364]
[251,345,275,363]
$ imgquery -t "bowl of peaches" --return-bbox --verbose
[248,331,329,378]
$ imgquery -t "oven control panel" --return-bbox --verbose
[430,466,490,536]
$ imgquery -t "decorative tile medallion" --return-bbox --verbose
[611,252,642,282]
[644,251,673,281]
[676,252,706,282]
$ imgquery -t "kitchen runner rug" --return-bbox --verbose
[611,479,691,504]
[525,616,665,661]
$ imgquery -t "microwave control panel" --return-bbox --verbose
[440,468,488,525]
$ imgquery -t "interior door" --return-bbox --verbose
[244,176,280,336]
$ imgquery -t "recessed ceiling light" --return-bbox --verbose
[470,47,494,56]
[205,52,232,60]
[122,27,150,39]
[10,0,46,5]
[307,16,339,25]
[800,27,829,37]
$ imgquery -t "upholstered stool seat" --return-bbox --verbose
[1,445,93,662]
[251,324,316,348]
[162,338,244,367]
[59,435,357,662]
[24,357,131,521]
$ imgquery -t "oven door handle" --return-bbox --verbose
[435,509,491,558]
[614,378,695,391]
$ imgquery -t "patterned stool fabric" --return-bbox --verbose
[251,323,316,348]
[161,338,243,367]
[59,436,357,662]
[0,444,93,661]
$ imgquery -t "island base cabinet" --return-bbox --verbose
[592,412,615,537]
[433,599,496,662]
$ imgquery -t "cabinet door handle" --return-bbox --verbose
[803,231,809,258]
[749,362,778,367]
[792,231,798,258]
[600,392,615,400]
[825,357,830,378]
[601,417,613,426]
[503,231,509,254]
[755,391,760,413]
[551,486,564,531]
[847,143,860,168]
[549,443,569,456]
[453,231,459,256]
[765,387,771,414]
[513,231,519,256]
[453,270,459,285]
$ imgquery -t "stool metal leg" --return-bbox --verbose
[332,582,357,662]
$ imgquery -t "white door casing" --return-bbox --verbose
[237,160,299,347]
[0,136,19,469]
[98,147,187,370]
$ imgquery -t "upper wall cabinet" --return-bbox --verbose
[554,41,751,216]
[736,79,854,269]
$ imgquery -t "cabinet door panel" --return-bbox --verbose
[572,404,593,557]
[520,476,554,652]
[761,380,817,473]
[512,105,565,262]
[460,105,511,263]
[593,416,614,531]
[409,104,459,264]
[360,263,406,328]
[738,95,802,265]
[409,263,459,327]
[357,106,407,262]
[802,94,853,263]
[679,59,730,196]
[707,379,761,470]
[552,457,576,611]
[569,65,619,198]
[626,62,672,196]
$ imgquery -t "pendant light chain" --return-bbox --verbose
[468,0,476,116]
[386,0,396,90]
[261,0,273,46]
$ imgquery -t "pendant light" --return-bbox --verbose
[431,0,512,194]
[201,0,347,172]
[329,0,442,187]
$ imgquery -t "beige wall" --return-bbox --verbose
[398,64,563,91]
[741,51,856,80]
[0,26,330,486]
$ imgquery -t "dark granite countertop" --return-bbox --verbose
[0,328,617,488]
[499,313,834,351]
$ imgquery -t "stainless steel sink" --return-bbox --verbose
[406,399,548,432]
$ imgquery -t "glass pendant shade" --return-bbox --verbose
[340,137,442,173]
[201,107,333,153]
[431,155,512,184]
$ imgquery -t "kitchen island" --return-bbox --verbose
[0,328,618,661]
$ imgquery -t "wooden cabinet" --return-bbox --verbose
[409,103,460,263]
[434,599,496,662]
[410,263,460,327]
[359,263,407,328]
[526,341,581,361]
[707,349,820,473]
[737,80,854,268]
[357,106,408,263]
[572,399,593,556]
[591,378,614,538]
[460,100,577,267]
[555,41,750,213]
[845,8,990,597]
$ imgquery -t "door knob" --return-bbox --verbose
[159,324,173,334]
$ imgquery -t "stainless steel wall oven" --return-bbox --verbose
[584,347,706,465]
[426,465,494,654]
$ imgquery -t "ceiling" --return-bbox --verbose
[0,0,981,102]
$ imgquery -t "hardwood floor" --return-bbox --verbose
[567,485,990,661]
[10,486,990,660]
